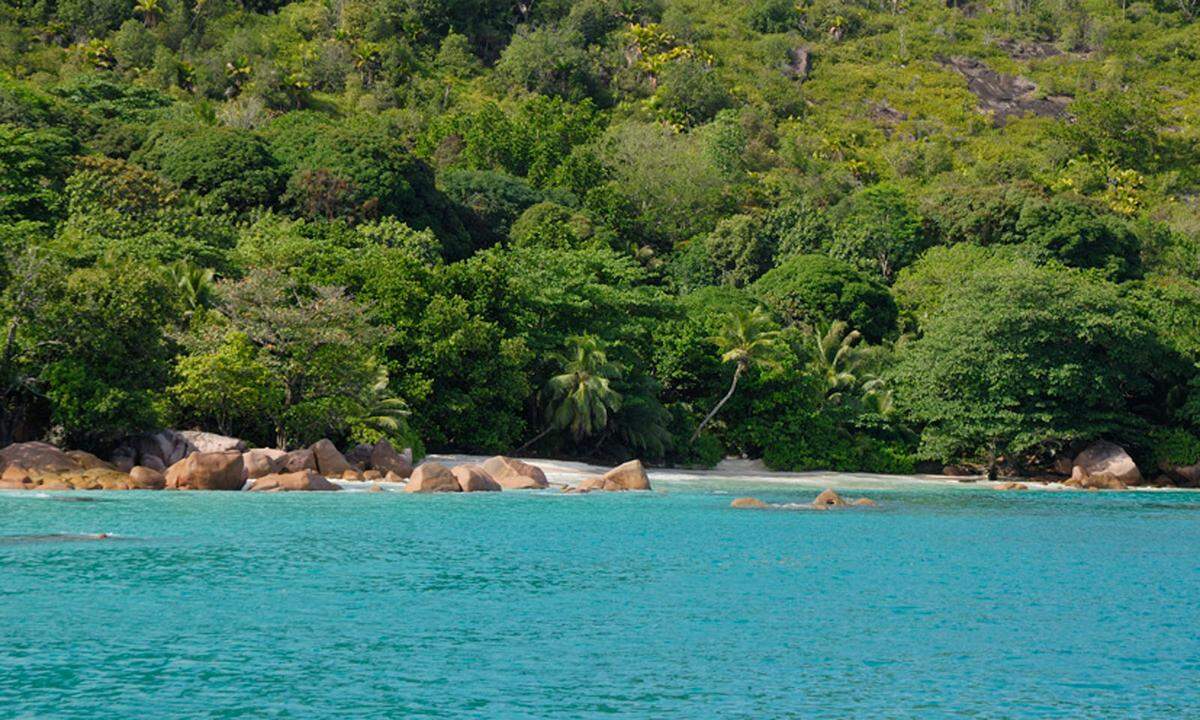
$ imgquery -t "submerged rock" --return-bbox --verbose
[452,464,501,492]
[249,470,341,492]
[480,456,548,489]
[996,482,1029,491]
[730,497,769,509]
[852,497,877,506]
[813,488,848,508]
[404,463,460,493]
[165,451,245,491]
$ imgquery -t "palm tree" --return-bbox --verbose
[134,0,163,28]
[352,364,410,436]
[691,306,783,442]
[165,261,216,320]
[519,336,623,450]
[808,320,865,402]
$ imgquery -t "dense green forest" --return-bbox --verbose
[1,0,1198,475]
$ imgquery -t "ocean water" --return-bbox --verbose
[2,477,1199,718]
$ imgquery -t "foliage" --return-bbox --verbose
[753,254,898,343]
[893,261,1161,467]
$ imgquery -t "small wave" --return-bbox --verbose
[0,533,128,545]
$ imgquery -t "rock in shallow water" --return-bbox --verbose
[730,497,769,509]
[165,451,245,491]
[404,463,461,493]
[249,470,340,492]
[480,456,548,489]
[452,464,501,492]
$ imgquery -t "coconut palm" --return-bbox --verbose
[134,0,163,27]
[545,335,623,441]
[519,336,623,450]
[165,261,216,319]
[691,306,783,442]
[352,364,410,436]
[808,320,865,402]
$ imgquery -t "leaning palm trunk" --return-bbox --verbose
[691,363,743,443]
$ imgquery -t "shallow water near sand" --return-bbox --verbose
[2,474,1200,718]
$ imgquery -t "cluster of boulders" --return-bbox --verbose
[0,431,655,495]
[730,488,876,510]
[964,440,1200,491]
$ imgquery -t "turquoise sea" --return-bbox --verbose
[2,476,1199,718]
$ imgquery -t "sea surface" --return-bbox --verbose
[2,475,1199,718]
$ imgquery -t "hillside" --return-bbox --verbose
[1,0,1199,476]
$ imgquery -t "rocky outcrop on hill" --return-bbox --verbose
[942,55,1070,125]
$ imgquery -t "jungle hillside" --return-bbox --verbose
[1,0,1199,475]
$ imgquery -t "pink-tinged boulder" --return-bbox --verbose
[577,460,653,492]
[66,450,116,471]
[813,488,847,508]
[451,465,501,492]
[481,456,549,490]
[345,443,373,470]
[1159,461,1200,488]
[243,449,287,480]
[309,439,353,477]
[731,497,769,509]
[249,470,341,492]
[1065,470,1126,490]
[129,466,166,490]
[370,440,413,478]
[404,463,461,493]
[1071,441,1142,487]
[384,471,406,483]
[165,451,245,491]
[280,449,317,473]
[0,442,79,474]
[600,460,651,491]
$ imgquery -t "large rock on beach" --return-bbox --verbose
[110,430,196,471]
[280,449,317,473]
[0,441,79,474]
[481,456,548,489]
[309,439,353,477]
[179,431,247,454]
[129,466,166,490]
[452,464,501,492]
[165,451,245,491]
[249,469,341,492]
[370,440,413,478]
[65,450,116,471]
[404,462,461,493]
[1071,441,1141,488]
[243,448,287,479]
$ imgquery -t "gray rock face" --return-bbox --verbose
[943,55,1070,126]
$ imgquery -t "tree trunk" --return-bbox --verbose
[691,364,743,443]
[515,425,553,454]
